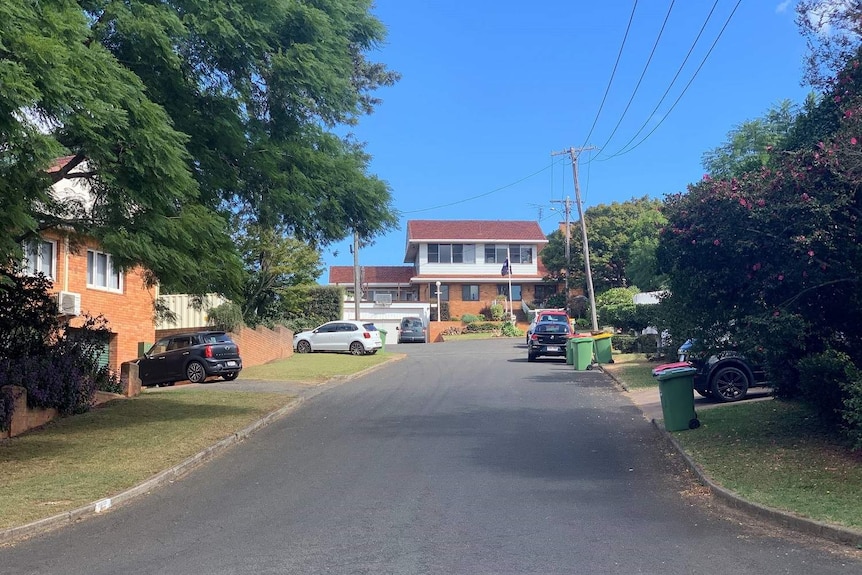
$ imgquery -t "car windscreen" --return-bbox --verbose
[402,319,422,328]
[536,323,569,334]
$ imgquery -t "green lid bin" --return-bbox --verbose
[572,334,594,371]
[592,332,614,364]
[379,329,387,351]
[566,337,575,365]
[652,363,700,431]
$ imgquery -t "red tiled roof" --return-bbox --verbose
[47,156,78,174]
[406,220,548,243]
[329,266,415,285]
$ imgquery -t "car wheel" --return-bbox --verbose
[349,341,365,356]
[186,360,207,384]
[527,353,536,362]
[296,340,312,354]
[710,366,749,402]
[222,372,239,381]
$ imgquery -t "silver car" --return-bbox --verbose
[293,320,383,355]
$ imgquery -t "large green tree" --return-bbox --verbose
[2,0,398,303]
[701,100,799,179]
[542,196,666,293]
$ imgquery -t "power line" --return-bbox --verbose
[594,0,676,157]
[580,0,639,149]
[600,0,742,161]
[400,157,569,215]
[595,0,720,161]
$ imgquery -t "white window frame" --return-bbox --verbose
[87,249,123,292]
[22,238,57,279]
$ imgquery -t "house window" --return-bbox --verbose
[484,245,508,264]
[22,239,56,279]
[497,284,522,301]
[428,243,475,263]
[509,244,533,264]
[534,284,557,302]
[87,249,122,291]
[430,283,449,301]
[461,285,480,301]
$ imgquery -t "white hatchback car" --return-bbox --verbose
[293,320,383,356]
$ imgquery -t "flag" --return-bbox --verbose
[501,258,510,276]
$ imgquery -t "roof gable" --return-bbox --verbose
[406,220,547,242]
[329,266,415,285]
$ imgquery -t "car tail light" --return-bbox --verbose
[530,334,539,341]
[204,345,213,358]
[235,345,240,356]
[363,332,371,339]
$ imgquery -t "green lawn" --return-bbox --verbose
[607,352,862,531]
[241,350,400,382]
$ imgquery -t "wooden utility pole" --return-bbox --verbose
[551,147,598,332]
[353,230,361,321]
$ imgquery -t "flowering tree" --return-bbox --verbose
[658,49,862,433]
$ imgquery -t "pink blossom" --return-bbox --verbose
[834,95,842,103]
[752,263,761,271]
[702,174,711,181]
[773,310,780,317]
[778,274,784,281]
[802,193,810,202]
[852,137,858,145]
[691,239,696,245]
[846,109,854,118]
[757,199,765,207]
[808,250,815,257]
[739,198,747,207]
[713,239,721,246]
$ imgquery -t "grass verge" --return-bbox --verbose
[675,401,862,530]
[0,390,293,530]
[607,355,862,531]
[603,353,659,389]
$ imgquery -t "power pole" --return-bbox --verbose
[550,196,572,294]
[353,230,361,321]
[551,146,598,332]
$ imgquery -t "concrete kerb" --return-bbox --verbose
[0,353,407,546]
[600,365,862,548]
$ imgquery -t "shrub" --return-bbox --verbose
[796,350,856,426]
[461,313,485,323]
[841,375,862,450]
[463,322,502,333]
[283,315,328,334]
[208,302,244,332]
[613,335,637,354]
[500,321,522,337]
[489,302,505,321]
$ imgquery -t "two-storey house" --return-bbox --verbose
[330,220,559,320]
[20,157,157,372]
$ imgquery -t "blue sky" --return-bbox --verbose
[323,1,813,279]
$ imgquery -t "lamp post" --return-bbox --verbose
[435,281,441,322]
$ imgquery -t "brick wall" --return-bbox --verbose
[45,232,156,373]
[154,324,294,367]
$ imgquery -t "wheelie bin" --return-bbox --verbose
[592,332,614,364]
[652,362,700,431]
[566,337,575,365]
[572,334,594,371]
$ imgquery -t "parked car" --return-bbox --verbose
[293,320,383,355]
[527,320,573,362]
[677,339,770,402]
[136,331,242,387]
[526,309,569,344]
[397,316,427,343]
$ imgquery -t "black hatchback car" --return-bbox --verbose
[527,320,573,362]
[136,331,242,387]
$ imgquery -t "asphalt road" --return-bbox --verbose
[2,339,860,574]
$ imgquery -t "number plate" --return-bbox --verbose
[226,361,237,367]
[546,346,560,352]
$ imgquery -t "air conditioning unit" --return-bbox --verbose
[57,291,82,316]
[373,293,393,305]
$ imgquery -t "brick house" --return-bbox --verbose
[329,220,559,320]
[20,157,157,373]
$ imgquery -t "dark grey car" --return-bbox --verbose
[136,331,242,387]
[397,316,427,343]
